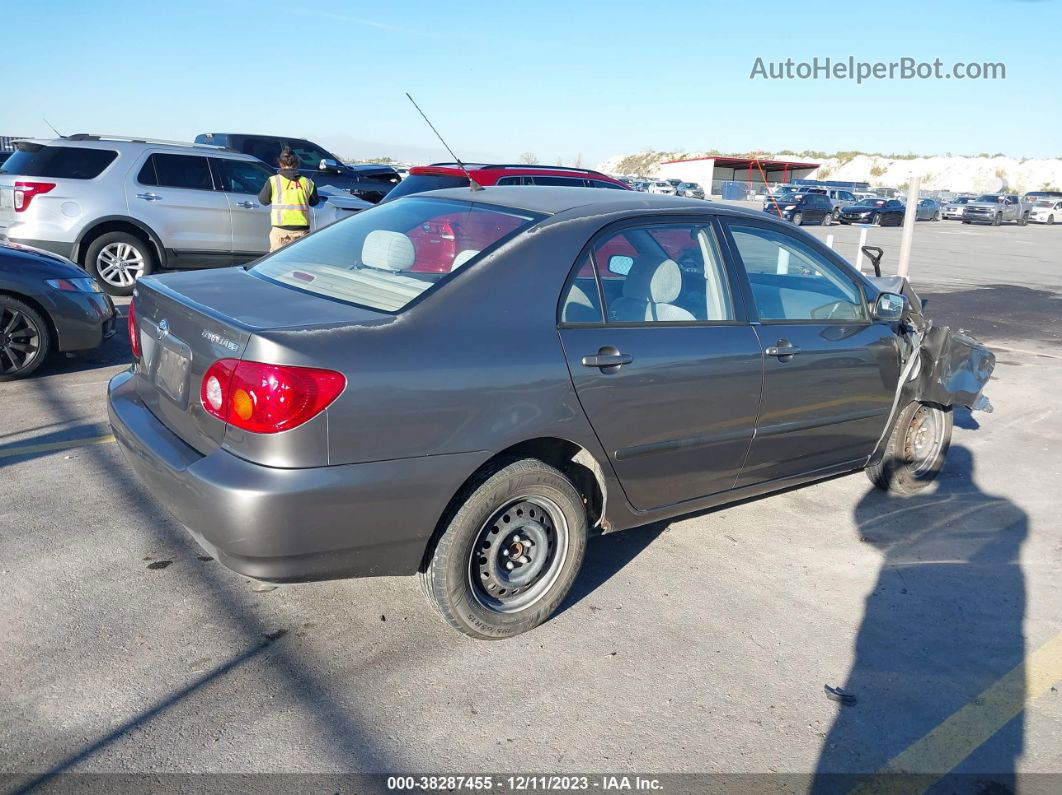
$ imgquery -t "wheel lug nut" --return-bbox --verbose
[505,561,514,570]
[512,535,521,544]
[502,549,509,557]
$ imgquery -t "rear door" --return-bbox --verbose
[719,219,900,486]
[558,218,763,511]
[129,152,232,261]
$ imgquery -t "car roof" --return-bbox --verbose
[409,185,765,220]
[409,163,624,182]
[13,136,260,160]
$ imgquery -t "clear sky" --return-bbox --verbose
[2,0,1057,166]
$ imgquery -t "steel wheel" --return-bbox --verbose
[468,495,569,614]
[0,303,44,376]
[96,241,146,288]
[903,404,948,477]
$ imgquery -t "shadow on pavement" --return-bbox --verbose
[813,445,1028,793]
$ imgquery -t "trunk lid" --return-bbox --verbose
[132,266,384,456]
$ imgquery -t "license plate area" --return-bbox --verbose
[154,336,192,405]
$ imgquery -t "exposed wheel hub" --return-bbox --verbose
[470,497,566,612]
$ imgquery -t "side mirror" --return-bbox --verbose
[319,158,341,172]
[873,291,907,322]
[608,255,633,276]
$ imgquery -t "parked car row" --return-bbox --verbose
[619,177,707,199]
[0,135,634,299]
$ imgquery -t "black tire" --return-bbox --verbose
[992,213,1002,226]
[821,212,832,226]
[832,207,841,220]
[934,211,941,221]
[1048,215,1055,225]
[84,231,156,297]
[792,212,803,226]
[961,219,970,224]
[421,458,588,639]
[0,295,52,381]
[867,402,953,495]
[1018,213,1028,227]
[871,213,881,226]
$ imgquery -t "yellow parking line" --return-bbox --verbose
[0,434,116,459]
[854,631,1062,793]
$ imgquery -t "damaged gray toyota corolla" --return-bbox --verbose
[107,186,993,638]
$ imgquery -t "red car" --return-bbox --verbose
[382,163,631,204]
[385,164,632,272]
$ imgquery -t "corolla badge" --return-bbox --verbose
[201,329,240,352]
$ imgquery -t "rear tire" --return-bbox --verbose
[85,231,155,296]
[0,295,51,381]
[867,402,952,495]
[821,212,832,226]
[421,458,588,639]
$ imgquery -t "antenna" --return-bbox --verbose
[405,93,483,191]
[42,118,64,138]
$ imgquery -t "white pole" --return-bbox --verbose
[825,233,835,249]
[855,227,868,272]
[776,247,790,275]
[897,175,921,279]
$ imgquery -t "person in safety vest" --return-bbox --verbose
[258,148,319,251]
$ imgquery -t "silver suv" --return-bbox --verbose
[0,135,368,295]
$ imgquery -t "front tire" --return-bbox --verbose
[421,458,588,639]
[871,213,882,226]
[1018,213,1028,226]
[792,212,803,226]
[85,231,155,296]
[1048,215,1055,225]
[992,213,1002,226]
[0,295,52,381]
[867,402,953,495]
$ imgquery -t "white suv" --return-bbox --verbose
[0,135,368,295]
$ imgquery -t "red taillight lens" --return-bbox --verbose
[127,298,141,359]
[13,181,55,212]
[200,359,345,434]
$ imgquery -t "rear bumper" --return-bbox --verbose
[45,289,116,351]
[107,370,488,582]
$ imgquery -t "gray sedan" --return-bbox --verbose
[108,187,993,638]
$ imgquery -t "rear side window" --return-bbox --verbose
[145,154,214,191]
[590,179,627,190]
[241,138,283,166]
[382,173,470,202]
[0,145,117,179]
[530,176,587,187]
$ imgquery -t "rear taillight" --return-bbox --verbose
[13,181,55,212]
[200,359,345,434]
[127,298,141,359]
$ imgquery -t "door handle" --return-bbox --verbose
[136,192,162,201]
[582,347,633,371]
[236,201,259,209]
[765,341,801,359]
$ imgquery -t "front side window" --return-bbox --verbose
[286,140,334,168]
[560,223,734,324]
[251,198,541,312]
[0,145,117,179]
[149,154,214,191]
[726,224,867,322]
[214,158,273,194]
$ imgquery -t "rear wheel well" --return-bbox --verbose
[77,221,161,268]
[419,438,608,573]
[0,289,58,349]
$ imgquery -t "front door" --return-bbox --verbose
[558,220,763,511]
[720,220,901,487]
[212,157,274,261]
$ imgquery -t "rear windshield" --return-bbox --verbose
[0,145,117,179]
[251,197,542,312]
[382,173,470,202]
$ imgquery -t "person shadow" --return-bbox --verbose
[813,445,1028,794]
